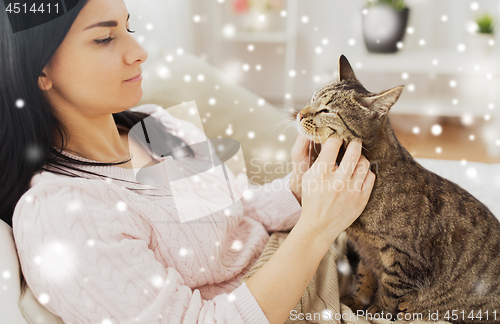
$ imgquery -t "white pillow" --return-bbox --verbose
[0,220,28,323]
[0,220,64,324]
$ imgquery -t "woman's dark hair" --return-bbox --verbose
[0,0,194,228]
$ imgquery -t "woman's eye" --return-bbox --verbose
[95,37,114,45]
[94,27,135,45]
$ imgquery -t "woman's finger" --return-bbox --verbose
[351,155,370,181]
[337,140,362,179]
[311,136,343,173]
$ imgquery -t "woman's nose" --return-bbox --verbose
[125,37,148,65]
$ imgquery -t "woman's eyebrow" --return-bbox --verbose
[83,13,130,31]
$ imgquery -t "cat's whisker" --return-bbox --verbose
[276,120,296,137]
[265,118,294,135]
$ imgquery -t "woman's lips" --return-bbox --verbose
[124,73,142,82]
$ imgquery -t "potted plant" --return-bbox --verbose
[466,13,495,55]
[362,0,410,53]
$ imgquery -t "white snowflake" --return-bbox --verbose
[38,293,50,305]
[466,167,477,178]
[337,260,351,275]
[322,309,333,320]
[461,114,474,126]
[431,124,442,136]
[243,190,254,200]
[223,24,236,38]
[2,270,11,279]
[116,201,127,211]
[156,65,171,79]
[227,293,236,302]
[66,200,81,212]
[15,99,25,108]
[231,240,243,251]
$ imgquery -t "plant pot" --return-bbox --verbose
[362,5,410,53]
[465,33,495,56]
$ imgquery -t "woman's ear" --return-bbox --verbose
[38,70,53,91]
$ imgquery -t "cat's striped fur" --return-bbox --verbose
[296,55,500,323]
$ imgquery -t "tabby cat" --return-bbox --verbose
[296,55,500,323]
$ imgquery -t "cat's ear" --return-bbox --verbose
[338,55,358,82]
[360,86,404,116]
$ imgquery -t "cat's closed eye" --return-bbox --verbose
[313,109,330,116]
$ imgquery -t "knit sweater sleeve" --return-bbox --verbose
[12,178,269,324]
[231,171,303,233]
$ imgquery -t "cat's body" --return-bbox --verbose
[297,55,500,323]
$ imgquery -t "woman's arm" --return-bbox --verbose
[246,138,376,324]
[12,178,268,324]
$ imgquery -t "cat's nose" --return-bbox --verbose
[298,113,304,121]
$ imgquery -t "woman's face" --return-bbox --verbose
[38,0,148,118]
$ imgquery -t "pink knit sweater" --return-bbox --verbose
[12,104,302,324]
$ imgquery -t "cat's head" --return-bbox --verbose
[297,55,404,145]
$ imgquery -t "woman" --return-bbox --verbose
[0,0,376,323]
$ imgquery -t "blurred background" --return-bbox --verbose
[125,0,500,163]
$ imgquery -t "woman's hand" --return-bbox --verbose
[289,134,321,205]
[298,137,376,241]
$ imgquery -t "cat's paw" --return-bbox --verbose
[366,304,382,315]
[397,296,410,312]
[340,296,370,312]
[397,292,418,313]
